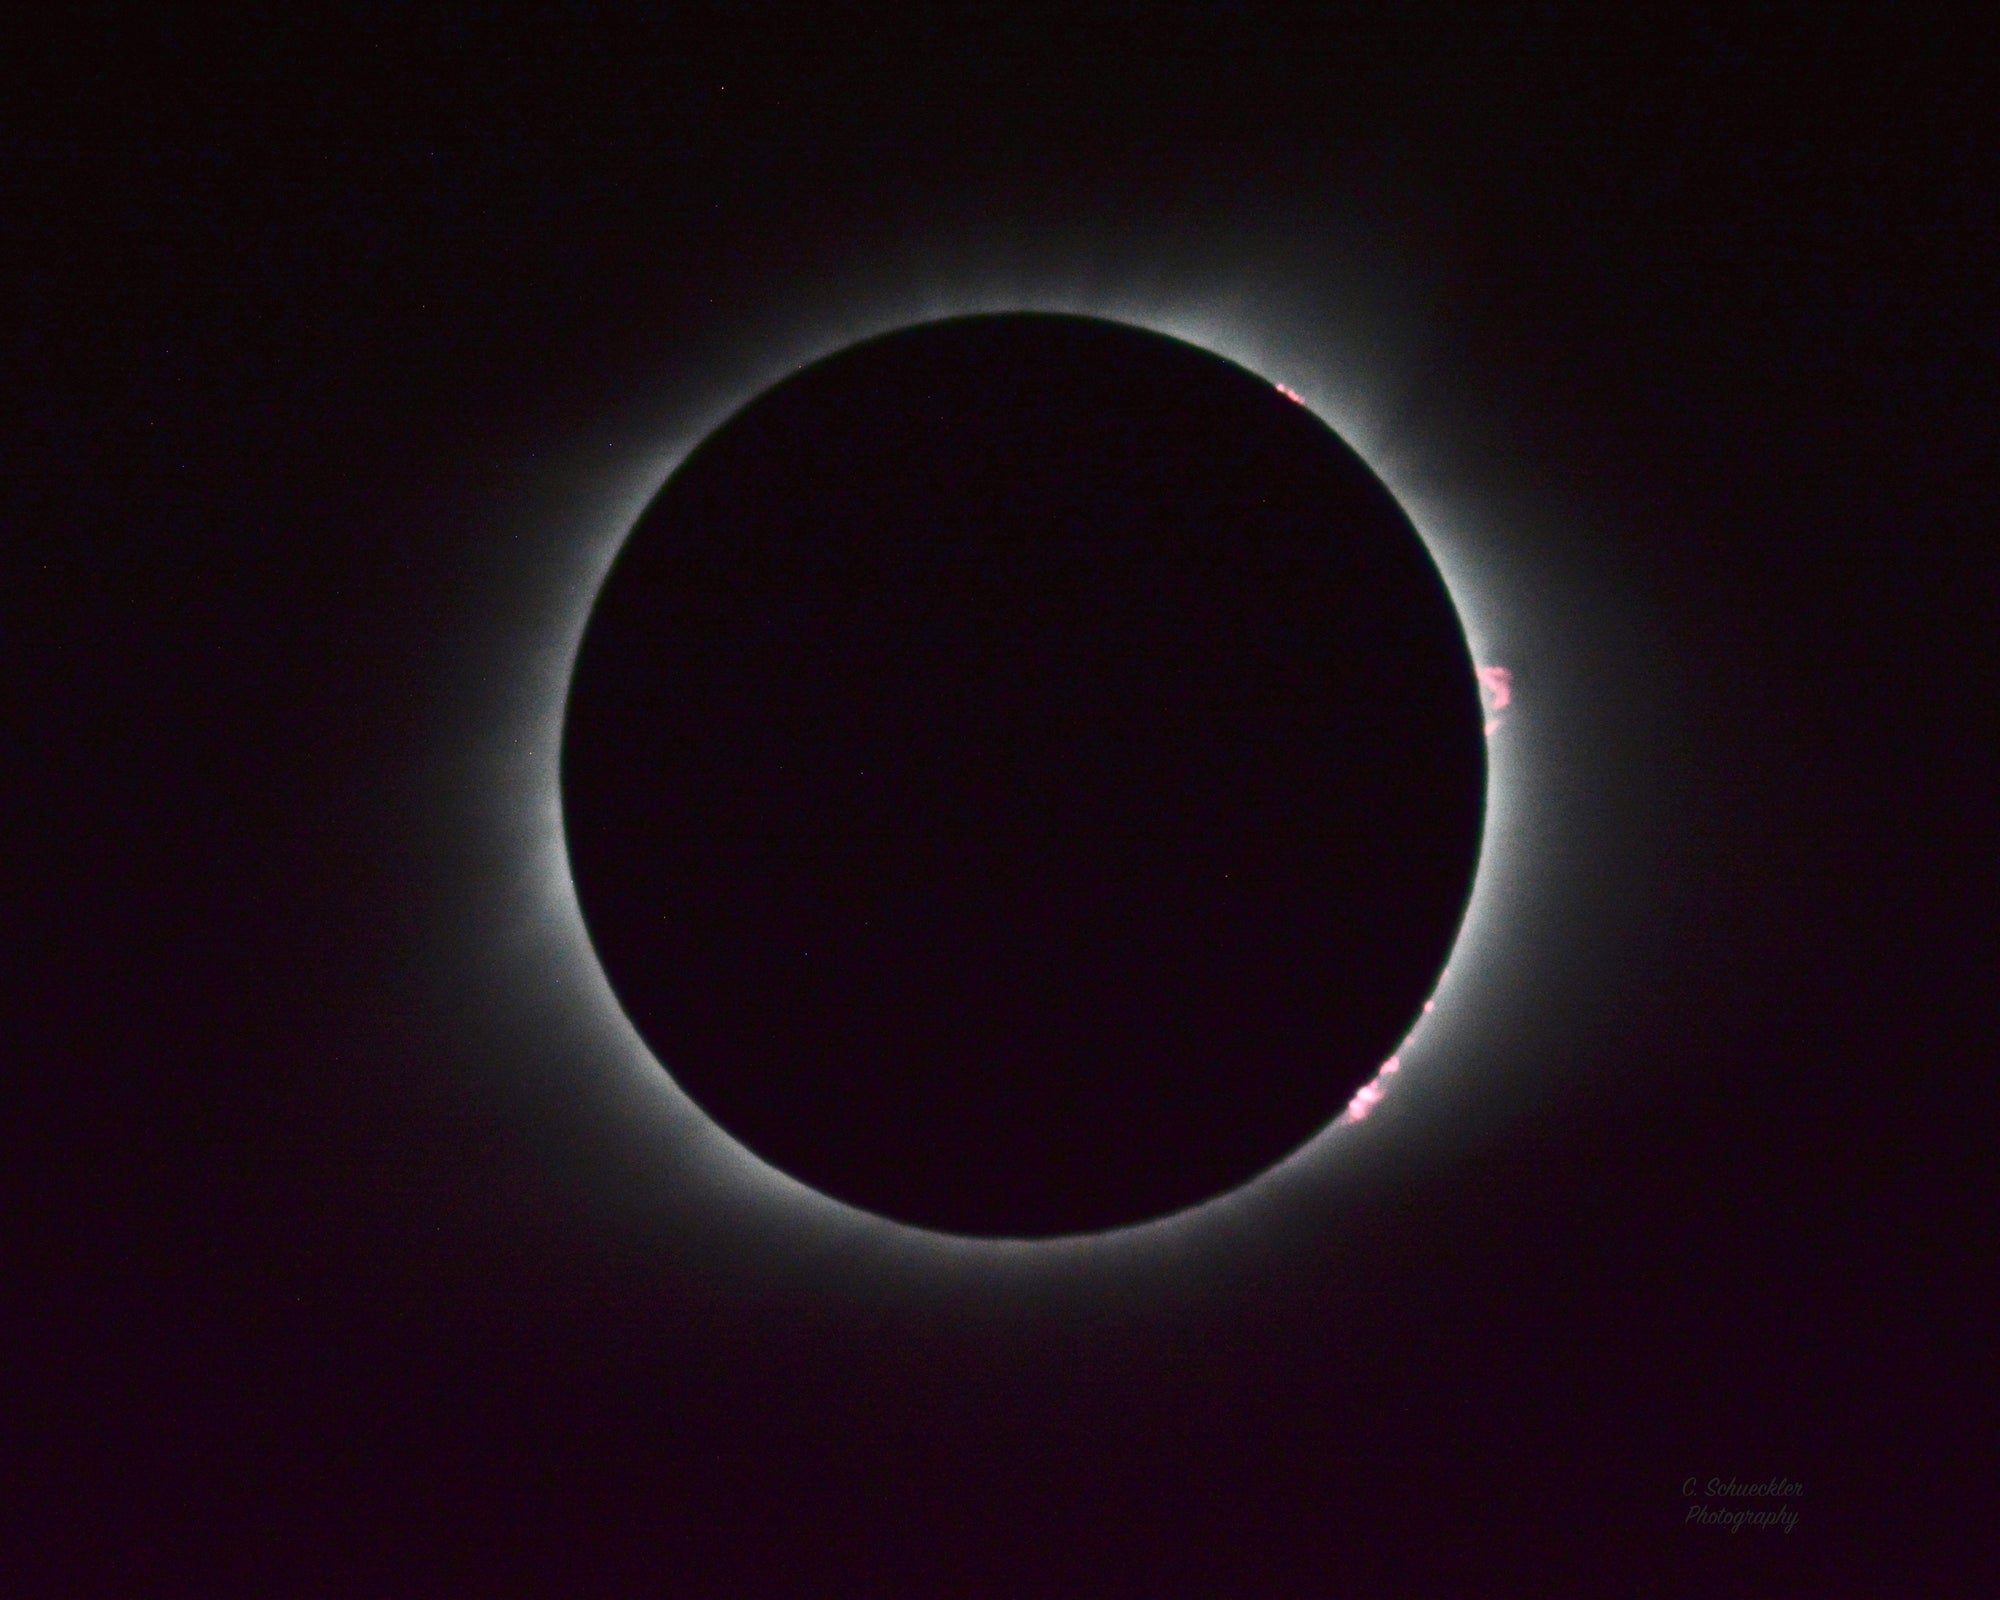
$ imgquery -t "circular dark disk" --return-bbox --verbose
[562,314,1485,1237]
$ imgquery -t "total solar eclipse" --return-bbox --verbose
[561,313,1486,1238]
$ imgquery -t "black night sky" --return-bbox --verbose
[11,10,1996,1593]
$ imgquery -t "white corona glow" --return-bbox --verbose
[479,268,1541,1270]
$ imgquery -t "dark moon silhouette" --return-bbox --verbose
[562,314,1485,1236]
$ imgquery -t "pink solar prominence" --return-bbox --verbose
[1478,664,1513,736]
[1342,665,1509,1123]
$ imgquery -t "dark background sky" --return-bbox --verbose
[10,8,1996,1593]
